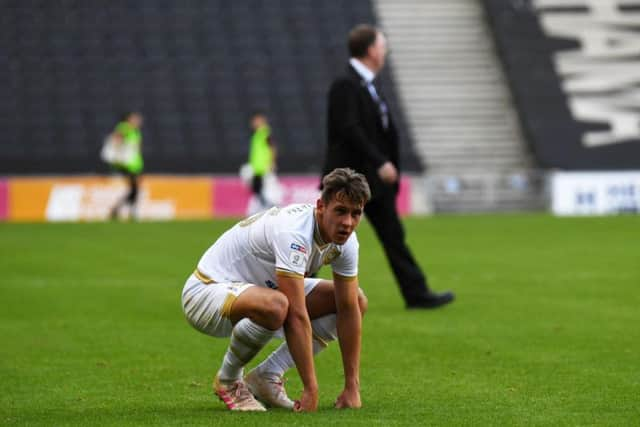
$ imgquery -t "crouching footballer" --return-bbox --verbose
[181,168,369,412]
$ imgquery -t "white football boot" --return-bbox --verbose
[214,373,266,411]
[244,369,295,409]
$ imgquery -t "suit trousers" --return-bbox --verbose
[364,190,430,302]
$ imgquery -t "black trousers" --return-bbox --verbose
[112,166,140,213]
[364,191,430,302]
[115,167,139,204]
[124,172,139,203]
[251,174,263,196]
[251,174,267,205]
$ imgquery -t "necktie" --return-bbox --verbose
[366,81,389,130]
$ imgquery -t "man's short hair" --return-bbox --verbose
[348,24,379,58]
[321,168,371,206]
[120,111,141,122]
[250,110,267,120]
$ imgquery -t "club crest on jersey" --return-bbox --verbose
[290,243,307,254]
[322,247,341,265]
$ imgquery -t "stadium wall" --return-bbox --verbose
[0,175,412,222]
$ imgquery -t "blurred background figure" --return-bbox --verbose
[246,112,279,215]
[108,111,144,221]
[323,24,454,309]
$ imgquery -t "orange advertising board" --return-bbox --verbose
[7,175,212,222]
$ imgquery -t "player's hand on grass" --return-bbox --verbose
[334,387,361,409]
[293,388,318,412]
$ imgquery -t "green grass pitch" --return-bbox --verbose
[1,215,639,426]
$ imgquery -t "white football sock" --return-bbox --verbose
[219,318,275,382]
[255,314,337,377]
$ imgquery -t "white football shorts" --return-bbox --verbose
[181,272,322,338]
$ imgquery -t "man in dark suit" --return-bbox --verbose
[322,24,454,309]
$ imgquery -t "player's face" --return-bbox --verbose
[317,196,364,245]
[251,114,266,131]
[130,113,143,128]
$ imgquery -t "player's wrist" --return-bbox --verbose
[344,377,360,392]
[303,381,319,394]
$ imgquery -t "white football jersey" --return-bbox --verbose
[197,204,358,289]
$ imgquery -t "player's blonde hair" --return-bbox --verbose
[321,168,371,206]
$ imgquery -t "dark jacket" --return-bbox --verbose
[322,65,399,199]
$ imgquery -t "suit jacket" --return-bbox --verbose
[322,65,400,199]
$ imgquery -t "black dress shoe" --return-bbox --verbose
[406,291,455,309]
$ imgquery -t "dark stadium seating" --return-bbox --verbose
[1,0,420,174]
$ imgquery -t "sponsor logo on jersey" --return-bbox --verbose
[290,243,307,254]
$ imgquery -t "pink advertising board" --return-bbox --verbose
[212,175,410,217]
[211,177,253,217]
[396,177,410,215]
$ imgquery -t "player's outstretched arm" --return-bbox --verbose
[277,273,318,412]
[333,273,362,409]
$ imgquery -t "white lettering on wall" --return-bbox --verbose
[45,184,175,221]
[533,0,640,146]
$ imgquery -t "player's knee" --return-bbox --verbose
[358,289,368,316]
[265,292,289,328]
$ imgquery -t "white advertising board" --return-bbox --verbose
[551,172,640,216]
